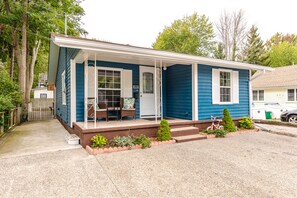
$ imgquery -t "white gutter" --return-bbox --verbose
[52,35,274,72]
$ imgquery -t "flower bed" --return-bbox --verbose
[201,128,259,139]
[86,139,176,155]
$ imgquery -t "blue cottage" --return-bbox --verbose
[48,34,272,146]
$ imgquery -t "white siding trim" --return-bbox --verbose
[192,63,198,120]
[249,69,252,117]
[84,60,88,129]
[70,59,76,127]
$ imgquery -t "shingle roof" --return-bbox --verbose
[252,65,297,88]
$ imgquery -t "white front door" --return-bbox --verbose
[139,66,160,117]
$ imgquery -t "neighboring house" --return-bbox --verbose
[48,34,272,147]
[33,88,54,99]
[252,65,297,118]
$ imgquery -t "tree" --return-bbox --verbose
[153,12,215,57]
[242,25,265,65]
[213,42,226,59]
[216,10,247,61]
[264,33,297,67]
[222,108,236,132]
[157,119,171,141]
[0,0,85,103]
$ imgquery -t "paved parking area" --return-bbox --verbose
[0,119,81,158]
[1,131,297,197]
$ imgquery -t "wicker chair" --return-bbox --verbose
[120,98,136,120]
[87,98,108,121]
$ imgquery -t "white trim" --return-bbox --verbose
[192,63,198,120]
[154,60,157,123]
[70,59,76,127]
[52,35,274,71]
[61,70,66,105]
[84,60,88,129]
[249,69,252,117]
[160,60,163,119]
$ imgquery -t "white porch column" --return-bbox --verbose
[94,54,97,128]
[160,60,163,120]
[70,59,76,127]
[84,59,88,128]
[192,63,198,120]
[154,59,157,123]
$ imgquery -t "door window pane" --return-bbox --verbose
[253,90,258,101]
[143,72,154,94]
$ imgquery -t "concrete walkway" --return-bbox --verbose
[0,119,81,158]
[256,123,297,138]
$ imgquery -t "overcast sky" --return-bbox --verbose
[81,0,297,48]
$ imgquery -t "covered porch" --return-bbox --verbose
[71,47,198,129]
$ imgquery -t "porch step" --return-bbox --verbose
[173,134,207,143]
[171,126,199,137]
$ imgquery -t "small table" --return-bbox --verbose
[107,107,120,121]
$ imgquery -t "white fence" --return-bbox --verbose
[28,99,54,121]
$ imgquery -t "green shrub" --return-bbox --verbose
[239,116,254,129]
[157,119,171,141]
[133,134,151,149]
[91,135,107,148]
[204,129,228,137]
[110,136,134,148]
[222,108,236,132]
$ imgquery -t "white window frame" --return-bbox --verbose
[97,67,122,108]
[287,88,297,102]
[61,70,66,105]
[253,90,264,101]
[212,68,239,105]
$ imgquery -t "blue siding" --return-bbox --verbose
[166,64,192,120]
[198,64,250,120]
[76,63,85,122]
[76,60,140,121]
[55,47,79,126]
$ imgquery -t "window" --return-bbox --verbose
[40,93,47,99]
[253,90,264,101]
[143,72,154,94]
[98,69,121,107]
[220,71,231,102]
[287,89,297,101]
[61,71,66,105]
[212,69,239,104]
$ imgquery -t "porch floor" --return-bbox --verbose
[75,118,188,129]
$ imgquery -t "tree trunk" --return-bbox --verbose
[17,0,28,101]
[25,40,41,102]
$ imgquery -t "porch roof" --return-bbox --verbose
[48,33,274,84]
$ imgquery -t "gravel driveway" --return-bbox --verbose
[1,132,297,197]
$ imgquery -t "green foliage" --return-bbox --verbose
[110,136,134,148]
[222,108,237,132]
[91,135,107,148]
[204,129,228,137]
[133,134,151,149]
[242,25,265,65]
[213,42,226,60]
[239,116,254,129]
[153,12,215,57]
[157,119,171,141]
[0,69,21,111]
[263,33,297,67]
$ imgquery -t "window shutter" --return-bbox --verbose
[232,70,239,103]
[88,67,95,97]
[212,69,220,104]
[122,70,133,97]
